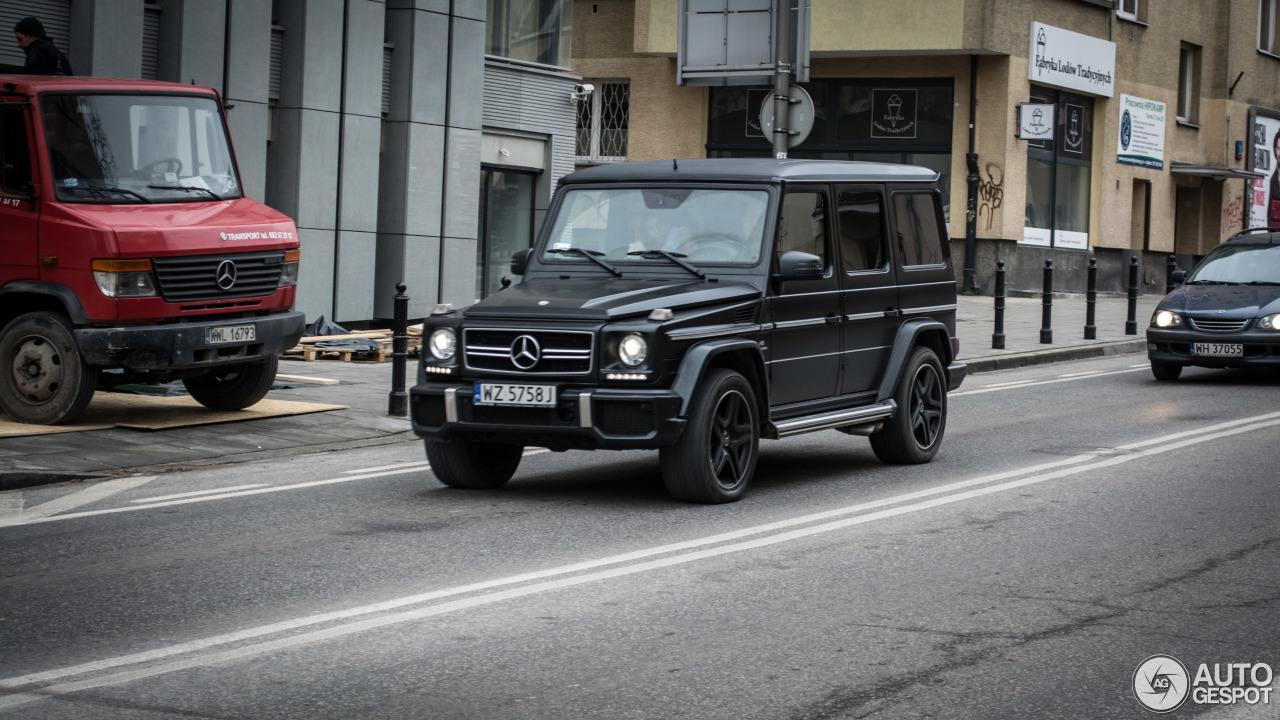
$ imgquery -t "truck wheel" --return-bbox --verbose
[183,355,278,410]
[660,368,759,503]
[1150,361,1182,381]
[425,439,522,489]
[0,311,99,425]
[870,346,947,465]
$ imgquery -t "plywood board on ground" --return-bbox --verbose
[0,395,347,436]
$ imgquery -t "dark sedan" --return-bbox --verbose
[1147,228,1280,380]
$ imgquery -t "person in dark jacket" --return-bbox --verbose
[13,16,73,76]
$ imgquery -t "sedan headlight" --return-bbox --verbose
[617,333,648,367]
[1151,310,1182,328]
[1259,313,1280,330]
[428,328,457,361]
[90,259,157,298]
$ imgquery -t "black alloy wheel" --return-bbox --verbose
[661,368,759,503]
[870,346,947,464]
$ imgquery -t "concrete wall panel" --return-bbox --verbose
[73,0,145,79]
[340,114,384,233]
[296,228,336,320]
[439,236,478,306]
[443,128,482,240]
[335,229,378,322]
[449,17,486,130]
[226,101,270,201]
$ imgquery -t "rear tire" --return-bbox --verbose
[183,355,278,410]
[870,346,947,464]
[425,439,522,489]
[1150,361,1182,381]
[660,368,759,503]
[0,311,98,425]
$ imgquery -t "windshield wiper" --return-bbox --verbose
[78,184,152,203]
[147,184,223,201]
[545,247,622,277]
[626,250,705,279]
[1243,280,1280,286]
[1186,279,1233,285]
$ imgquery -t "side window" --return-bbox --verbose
[777,191,827,266]
[0,105,33,196]
[837,189,886,273]
[893,192,947,267]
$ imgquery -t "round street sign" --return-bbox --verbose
[758,86,815,149]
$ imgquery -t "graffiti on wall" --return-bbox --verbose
[978,162,1004,231]
[1221,192,1244,239]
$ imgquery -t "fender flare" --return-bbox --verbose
[875,319,953,403]
[671,337,767,416]
[0,281,90,325]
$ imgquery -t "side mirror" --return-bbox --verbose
[775,250,824,281]
[1171,269,1187,285]
[510,248,531,276]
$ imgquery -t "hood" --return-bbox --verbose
[57,198,298,257]
[464,277,761,320]
[1167,284,1280,317]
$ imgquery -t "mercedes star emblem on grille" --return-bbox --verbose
[509,334,542,370]
[216,260,238,290]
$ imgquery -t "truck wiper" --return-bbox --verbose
[1243,280,1280,286]
[626,250,705,279]
[147,184,224,201]
[545,247,622,277]
[79,184,152,203]
[1185,279,1232,285]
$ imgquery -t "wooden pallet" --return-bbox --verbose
[298,345,388,362]
[281,327,422,362]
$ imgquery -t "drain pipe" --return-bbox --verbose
[962,54,980,294]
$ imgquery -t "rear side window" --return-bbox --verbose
[777,191,828,267]
[0,105,32,196]
[892,192,946,268]
[837,189,886,273]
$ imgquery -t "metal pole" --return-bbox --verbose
[1084,256,1097,340]
[1040,259,1053,344]
[1125,256,1139,335]
[772,0,792,159]
[963,54,980,295]
[992,260,1006,349]
[387,282,409,417]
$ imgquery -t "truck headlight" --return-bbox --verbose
[428,328,457,361]
[1151,310,1182,328]
[277,248,300,287]
[90,259,157,298]
[1259,313,1280,330]
[618,333,647,367]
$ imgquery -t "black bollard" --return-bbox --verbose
[1084,256,1097,340]
[992,260,1006,349]
[387,282,409,416]
[1125,255,1139,335]
[1040,259,1054,344]
[1166,254,1178,294]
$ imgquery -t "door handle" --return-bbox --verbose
[883,308,902,318]
[825,313,840,325]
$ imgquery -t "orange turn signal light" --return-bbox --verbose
[91,258,154,272]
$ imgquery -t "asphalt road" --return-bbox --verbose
[1,355,1278,719]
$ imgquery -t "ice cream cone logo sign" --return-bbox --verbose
[871,89,917,138]
[886,95,903,127]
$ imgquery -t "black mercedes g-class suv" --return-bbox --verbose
[410,159,966,503]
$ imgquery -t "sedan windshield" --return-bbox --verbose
[1186,243,1280,285]
[542,187,770,265]
[41,93,241,204]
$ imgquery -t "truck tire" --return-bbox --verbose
[660,368,759,503]
[870,346,946,465]
[425,439,522,489]
[0,311,99,425]
[183,355,278,410]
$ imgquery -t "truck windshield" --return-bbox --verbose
[541,187,770,265]
[40,94,241,204]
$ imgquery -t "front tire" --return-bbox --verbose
[425,439,522,489]
[870,346,947,464]
[1150,361,1182,381]
[660,368,759,503]
[0,311,99,425]
[183,355,278,410]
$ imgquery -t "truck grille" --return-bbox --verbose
[152,251,285,302]
[463,329,593,375]
[1188,318,1250,332]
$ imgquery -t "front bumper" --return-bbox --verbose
[410,382,686,451]
[1146,327,1280,368]
[75,311,305,370]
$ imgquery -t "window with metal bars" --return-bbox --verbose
[575,81,629,164]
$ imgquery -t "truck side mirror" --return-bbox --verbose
[510,248,531,276]
[1171,269,1187,285]
[775,250,824,281]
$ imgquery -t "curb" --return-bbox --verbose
[961,339,1148,373]
[0,471,110,492]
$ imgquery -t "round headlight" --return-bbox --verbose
[1152,310,1181,328]
[618,333,647,367]
[428,328,457,361]
[1260,314,1280,330]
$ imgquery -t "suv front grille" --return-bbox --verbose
[1188,318,1250,332]
[463,329,593,375]
[153,251,285,302]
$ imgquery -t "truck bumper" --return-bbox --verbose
[75,311,305,370]
[410,382,686,451]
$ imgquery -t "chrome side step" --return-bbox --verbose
[770,401,896,438]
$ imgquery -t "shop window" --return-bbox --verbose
[486,0,573,68]
[476,168,536,301]
[575,81,629,163]
[1261,0,1280,55]
[1177,43,1200,124]
[1023,86,1092,250]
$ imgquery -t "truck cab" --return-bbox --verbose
[0,75,304,424]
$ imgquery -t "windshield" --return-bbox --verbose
[541,187,770,265]
[1186,243,1280,285]
[41,93,241,203]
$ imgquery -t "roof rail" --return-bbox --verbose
[1226,227,1277,241]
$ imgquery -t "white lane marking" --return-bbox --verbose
[343,461,430,474]
[0,477,155,527]
[0,494,23,525]
[128,485,270,504]
[951,367,1146,397]
[4,411,1279,710]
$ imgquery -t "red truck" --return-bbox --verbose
[0,75,304,425]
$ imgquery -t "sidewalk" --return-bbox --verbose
[0,292,1163,486]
